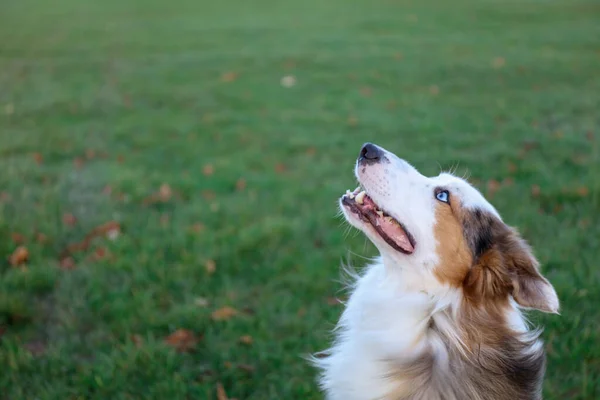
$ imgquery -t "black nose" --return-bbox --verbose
[359,143,382,162]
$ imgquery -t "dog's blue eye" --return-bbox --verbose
[436,190,449,203]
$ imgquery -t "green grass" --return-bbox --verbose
[0,0,599,398]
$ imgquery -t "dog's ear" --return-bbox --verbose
[463,214,558,314]
[501,229,559,314]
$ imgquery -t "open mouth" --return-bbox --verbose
[341,187,416,254]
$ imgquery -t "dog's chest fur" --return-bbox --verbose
[315,261,545,400]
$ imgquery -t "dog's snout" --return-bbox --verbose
[359,143,382,163]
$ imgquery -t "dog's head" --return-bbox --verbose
[341,143,558,313]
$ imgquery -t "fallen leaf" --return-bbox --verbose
[194,297,209,307]
[486,180,501,197]
[63,213,77,226]
[164,329,199,352]
[531,185,541,198]
[216,383,228,400]
[274,163,287,174]
[280,75,296,88]
[130,334,144,348]
[4,103,14,115]
[211,306,238,321]
[9,246,29,267]
[159,183,172,201]
[235,178,246,191]
[205,259,216,274]
[202,190,216,200]
[305,146,317,156]
[360,86,372,97]
[117,155,125,163]
[73,157,84,169]
[221,72,238,83]
[0,192,10,202]
[508,162,517,173]
[326,297,340,306]
[35,232,48,243]
[23,341,46,357]
[237,364,255,373]
[93,247,107,260]
[32,153,43,165]
[59,257,76,270]
[239,335,253,345]
[11,233,25,245]
[586,131,594,142]
[202,164,214,176]
[85,149,96,159]
[492,57,506,68]
[189,223,205,233]
[576,186,589,197]
[429,85,440,95]
[502,177,514,187]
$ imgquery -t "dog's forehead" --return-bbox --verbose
[433,173,501,219]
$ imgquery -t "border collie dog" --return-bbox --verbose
[314,143,558,400]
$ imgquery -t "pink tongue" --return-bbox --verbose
[377,217,414,252]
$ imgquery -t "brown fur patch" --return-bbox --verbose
[433,198,472,286]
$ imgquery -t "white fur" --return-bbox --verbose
[313,144,530,400]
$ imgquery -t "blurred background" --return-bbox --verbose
[0,0,598,398]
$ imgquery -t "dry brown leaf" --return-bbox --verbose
[486,180,501,197]
[10,246,29,267]
[24,340,46,357]
[221,72,238,83]
[492,57,506,68]
[117,155,125,164]
[11,233,25,245]
[59,257,76,270]
[73,157,84,169]
[211,306,238,321]
[531,184,541,198]
[360,86,372,97]
[239,335,253,345]
[235,178,247,191]
[189,223,205,233]
[203,164,214,176]
[35,232,48,243]
[274,163,287,174]
[93,247,107,260]
[32,153,43,165]
[85,149,96,159]
[63,213,77,226]
[576,186,589,197]
[237,364,255,373]
[159,183,172,201]
[164,329,199,352]
[202,190,216,200]
[205,259,216,274]
[216,383,229,400]
[131,334,144,348]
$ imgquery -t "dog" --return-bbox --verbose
[313,143,559,400]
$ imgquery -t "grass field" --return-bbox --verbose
[1,0,599,398]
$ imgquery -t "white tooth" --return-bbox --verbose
[349,193,355,199]
[376,210,384,217]
[355,191,366,204]
[346,190,352,196]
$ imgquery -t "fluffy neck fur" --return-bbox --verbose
[314,256,545,400]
